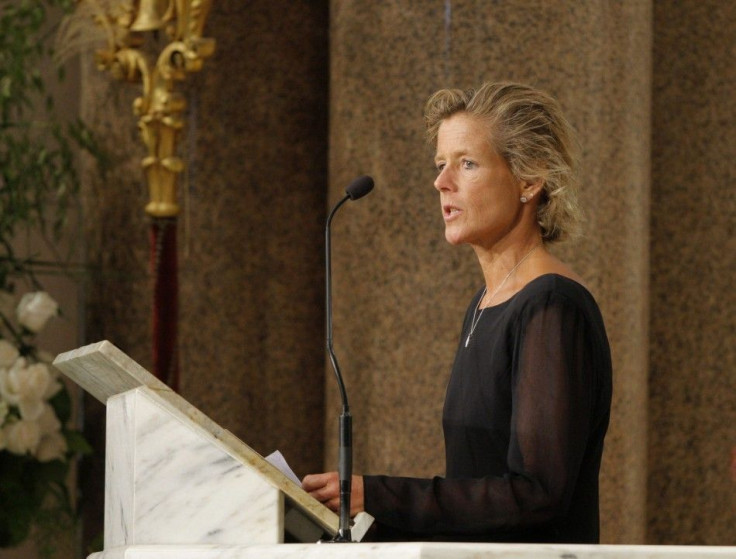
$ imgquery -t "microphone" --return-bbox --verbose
[345,175,374,200]
[325,175,374,542]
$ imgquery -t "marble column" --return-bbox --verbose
[327,1,651,544]
[176,0,329,475]
[649,0,736,545]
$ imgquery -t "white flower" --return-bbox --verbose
[37,403,62,435]
[42,364,64,399]
[37,350,55,364]
[16,292,59,333]
[0,339,19,367]
[35,430,68,462]
[3,418,41,455]
[0,358,51,405]
[43,374,63,400]
[18,397,45,421]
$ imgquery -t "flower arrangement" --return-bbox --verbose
[0,0,101,554]
[0,287,90,550]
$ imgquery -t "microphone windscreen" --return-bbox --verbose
[345,175,374,200]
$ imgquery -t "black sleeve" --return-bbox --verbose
[363,289,607,542]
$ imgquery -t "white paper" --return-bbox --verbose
[265,450,301,485]
[265,450,375,542]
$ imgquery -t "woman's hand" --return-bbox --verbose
[302,472,365,517]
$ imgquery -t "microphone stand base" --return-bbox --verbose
[319,530,353,544]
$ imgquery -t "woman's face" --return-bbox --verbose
[434,112,525,249]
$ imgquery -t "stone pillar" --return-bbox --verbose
[649,1,736,545]
[177,1,329,475]
[328,1,651,543]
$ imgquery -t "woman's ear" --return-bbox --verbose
[519,179,544,204]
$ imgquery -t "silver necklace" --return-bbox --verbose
[465,243,541,348]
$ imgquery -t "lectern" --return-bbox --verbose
[53,341,338,552]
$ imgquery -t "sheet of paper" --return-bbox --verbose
[266,450,376,542]
[265,450,301,485]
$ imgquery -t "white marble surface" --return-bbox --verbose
[53,340,171,404]
[88,543,736,559]
[53,341,338,542]
[106,388,283,546]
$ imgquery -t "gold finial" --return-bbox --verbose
[85,0,215,217]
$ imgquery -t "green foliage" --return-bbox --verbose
[0,0,100,554]
[0,298,94,550]
[0,0,100,290]
[0,450,80,548]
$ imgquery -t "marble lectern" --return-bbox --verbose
[54,341,736,559]
[53,341,339,549]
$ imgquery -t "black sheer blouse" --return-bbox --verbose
[363,274,612,543]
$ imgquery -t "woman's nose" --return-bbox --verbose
[434,168,453,192]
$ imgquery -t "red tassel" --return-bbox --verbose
[150,218,179,391]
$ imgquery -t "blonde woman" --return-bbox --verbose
[304,82,612,544]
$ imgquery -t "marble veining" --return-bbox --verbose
[54,340,338,543]
[106,391,135,546]
[106,388,282,546]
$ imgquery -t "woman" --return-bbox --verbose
[303,82,612,543]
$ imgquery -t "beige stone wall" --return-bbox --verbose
[649,0,736,545]
[73,0,735,550]
[327,0,651,545]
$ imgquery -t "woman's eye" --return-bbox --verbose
[462,159,476,169]
[436,162,446,172]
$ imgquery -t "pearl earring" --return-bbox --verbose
[520,195,529,203]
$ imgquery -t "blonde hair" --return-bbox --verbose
[424,82,582,243]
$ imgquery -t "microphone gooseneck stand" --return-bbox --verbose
[325,176,374,543]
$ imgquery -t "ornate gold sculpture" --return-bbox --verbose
[89,0,215,217]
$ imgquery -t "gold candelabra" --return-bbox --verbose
[90,0,215,217]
